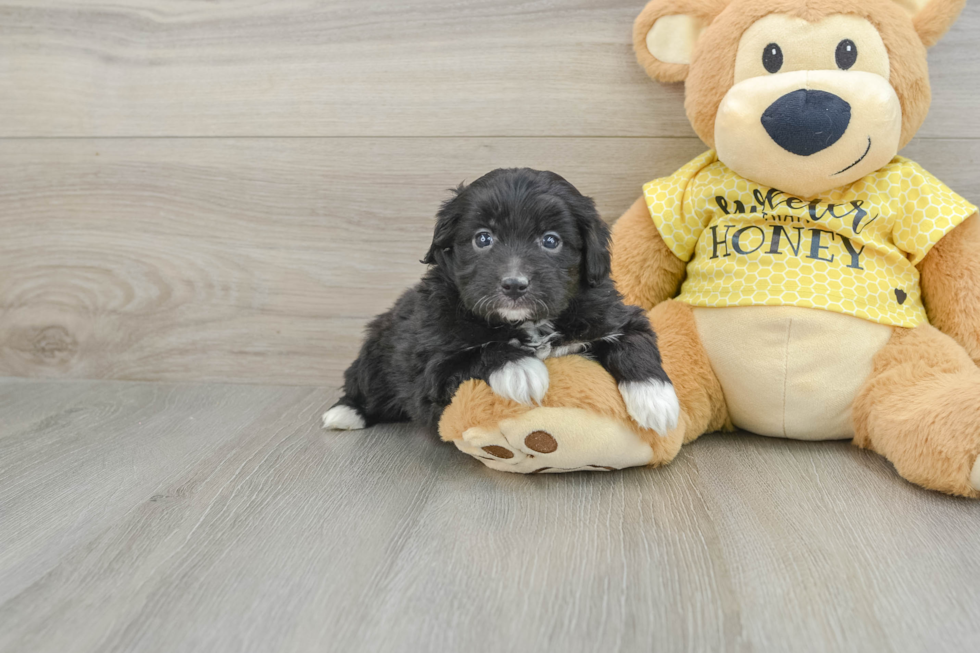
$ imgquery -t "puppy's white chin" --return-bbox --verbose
[619,380,680,436]
[496,307,533,322]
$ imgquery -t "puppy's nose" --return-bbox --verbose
[500,276,529,299]
[761,89,851,156]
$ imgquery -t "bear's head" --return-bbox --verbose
[634,0,965,198]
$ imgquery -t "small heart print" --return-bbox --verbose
[894,289,908,305]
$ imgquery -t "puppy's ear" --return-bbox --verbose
[422,183,466,266]
[573,196,612,287]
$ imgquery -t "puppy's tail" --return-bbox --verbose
[322,398,368,431]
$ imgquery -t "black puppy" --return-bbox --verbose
[322,168,679,436]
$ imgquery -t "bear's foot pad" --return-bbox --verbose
[453,407,656,474]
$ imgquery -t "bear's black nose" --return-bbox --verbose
[761,89,851,156]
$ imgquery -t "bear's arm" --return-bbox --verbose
[918,212,980,364]
[610,196,688,311]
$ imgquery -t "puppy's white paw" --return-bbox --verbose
[322,405,366,431]
[971,456,980,492]
[619,380,680,436]
[489,357,550,405]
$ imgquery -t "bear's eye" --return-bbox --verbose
[836,39,858,70]
[762,43,783,74]
[474,231,494,249]
[541,232,562,250]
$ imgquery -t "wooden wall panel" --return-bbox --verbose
[1,137,976,385]
[0,0,976,138]
[0,0,978,384]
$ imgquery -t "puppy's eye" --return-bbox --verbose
[836,39,857,70]
[541,233,562,250]
[473,231,494,249]
[762,43,783,74]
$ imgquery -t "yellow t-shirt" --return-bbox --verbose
[643,151,977,327]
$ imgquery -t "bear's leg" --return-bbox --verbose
[852,324,980,497]
[647,300,732,444]
[439,300,731,473]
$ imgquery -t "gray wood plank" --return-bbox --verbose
[0,136,707,386]
[0,378,318,606]
[0,0,976,138]
[1,136,976,386]
[1,378,978,653]
[692,435,980,652]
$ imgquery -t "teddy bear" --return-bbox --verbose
[438,0,980,498]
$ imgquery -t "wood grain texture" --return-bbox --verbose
[0,0,977,138]
[0,378,315,607]
[1,377,978,653]
[2,137,978,386]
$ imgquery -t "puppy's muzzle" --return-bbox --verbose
[500,276,529,300]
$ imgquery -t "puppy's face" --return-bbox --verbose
[424,169,611,324]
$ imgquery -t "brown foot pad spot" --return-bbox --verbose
[531,467,553,474]
[482,445,514,459]
[525,431,558,453]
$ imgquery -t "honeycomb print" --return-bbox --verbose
[643,152,977,328]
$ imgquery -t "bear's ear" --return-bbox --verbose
[633,0,728,83]
[891,0,966,48]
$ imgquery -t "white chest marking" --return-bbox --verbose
[510,320,587,360]
[549,342,588,359]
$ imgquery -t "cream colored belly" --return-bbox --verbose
[693,306,894,441]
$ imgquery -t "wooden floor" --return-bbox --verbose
[2,377,978,653]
